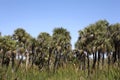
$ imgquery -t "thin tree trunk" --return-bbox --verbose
[112,44,117,64]
[102,53,104,66]
[63,53,67,68]
[2,50,6,67]
[48,48,52,71]
[83,54,86,70]
[97,50,101,69]
[108,52,110,77]
[93,52,95,66]
[26,52,29,71]
[117,46,120,66]
[87,53,90,76]
[112,51,116,64]
[11,52,15,73]
[31,44,35,68]
[53,52,58,73]
[92,52,97,69]
[39,52,44,70]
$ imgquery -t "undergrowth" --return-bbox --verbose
[0,64,120,80]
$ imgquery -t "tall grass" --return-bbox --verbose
[0,63,120,80]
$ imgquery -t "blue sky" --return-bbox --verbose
[0,0,120,48]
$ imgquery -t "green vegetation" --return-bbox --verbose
[0,63,120,80]
[0,20,120,80]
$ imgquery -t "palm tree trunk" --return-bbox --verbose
[108,52,110,77]
[83,54,86,70]
[63,53,67,68]
[31,45,35,68]
[39,52,44,70]
[112,51,116,64]
[53,49,62,73]
[48,48,52,71]
[87,53,90,76]
[117,46,120,66]
[26,52,29,71]
[93,52,95,66]
[31,54,35,68]
[2,50,5,67]
[97,50,101,69]
[92,52,97,69]
[108,53,111,65]
[102,53,104,66]
[11,52,15,72]
[112,44,117,64]
[53,52,58,73]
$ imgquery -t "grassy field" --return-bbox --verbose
[0,63,120,80]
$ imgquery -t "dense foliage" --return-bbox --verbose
[0,20,120,80]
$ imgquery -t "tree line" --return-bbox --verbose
[0,20,120,76]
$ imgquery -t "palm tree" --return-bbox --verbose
[76,24,97,76]
[110,23,120,66]
[5,36,16,72]
[85,20,109,69]
[0,36,8,67]
[36,32,51,70]
[72,49,85,71]
[75,30,86,70]
[75,20,109,76]
[24,38,33,71]
[52,27,71,72]
[13,28,32,71]
[29,38,37,68]
[0,35,16,72]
